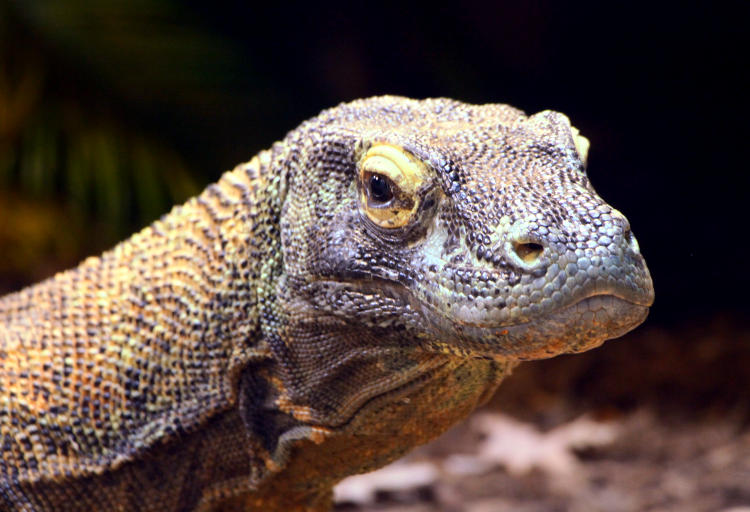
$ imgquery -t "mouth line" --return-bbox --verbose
[448,292,649,330]
[316,276,650,331]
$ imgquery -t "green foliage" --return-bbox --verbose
[0,0,257,287]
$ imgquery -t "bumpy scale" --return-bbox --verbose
[0,97,654,511]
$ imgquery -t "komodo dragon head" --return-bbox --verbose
[283,97,653,358]
[248,96,653,493]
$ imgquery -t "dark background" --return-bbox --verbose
[2,3,749,510]
[0,1,745,325]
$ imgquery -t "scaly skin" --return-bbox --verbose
[0,96,654,511]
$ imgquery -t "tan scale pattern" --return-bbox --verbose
[1,97,653,511]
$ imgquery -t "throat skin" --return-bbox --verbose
[240,279,515,497]
[238,357,510,511]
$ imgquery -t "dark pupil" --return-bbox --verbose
[369,174,393,202]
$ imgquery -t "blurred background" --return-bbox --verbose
[0,2,746,511]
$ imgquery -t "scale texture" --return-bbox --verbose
[0,96,654,511]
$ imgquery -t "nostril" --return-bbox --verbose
[513,241,544,264]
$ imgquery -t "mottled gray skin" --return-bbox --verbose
[284,97,652,363]
[0,96,653,511]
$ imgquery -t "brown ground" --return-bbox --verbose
[333,314,750,512]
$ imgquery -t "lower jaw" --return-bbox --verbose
[430,295,650,361]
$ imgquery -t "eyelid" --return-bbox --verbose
[359,145,429,196]
[362,155,406,190]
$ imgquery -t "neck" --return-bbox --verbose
[0,153,280,481]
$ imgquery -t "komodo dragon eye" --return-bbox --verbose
[358,144,431,229]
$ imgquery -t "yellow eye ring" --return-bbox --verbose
[358,144,430,229]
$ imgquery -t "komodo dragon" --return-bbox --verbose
[0,96,654,511]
